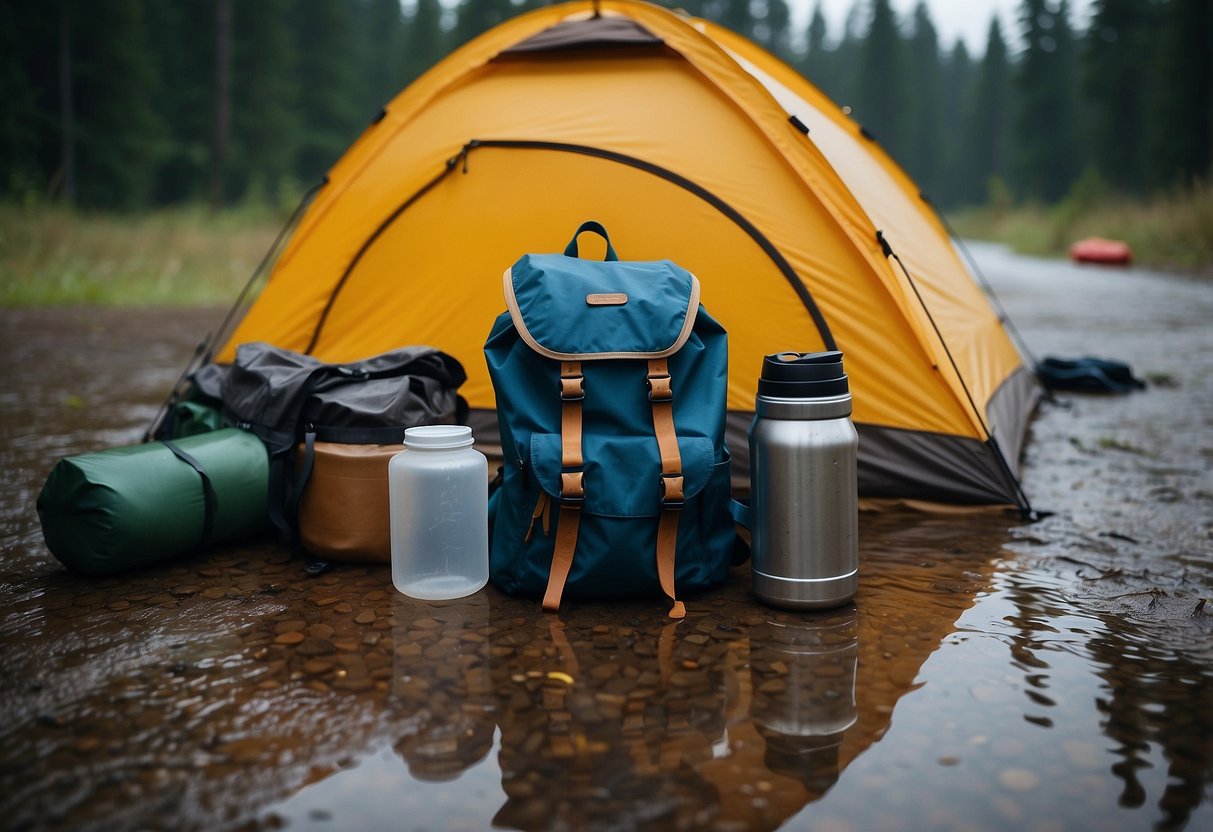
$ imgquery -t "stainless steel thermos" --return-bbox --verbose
[748,351,859,609]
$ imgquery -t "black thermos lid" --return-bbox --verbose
[758,351,849,398]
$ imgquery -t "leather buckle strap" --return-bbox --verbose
[560,470,585,505]
[545,360,586,614]
[659,473,685,509]
[560,366,585,401]
[647,358,686,619]
[646,371,673,402]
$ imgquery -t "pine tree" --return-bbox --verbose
[357,0,407,116]
[291,0,363,185]
[401,0,447,85]
[755,0,793,61]
[801,2,833,94]
[71,0,164,209]
[829,2,867,111]
[935,38,974,208]
[961,17,1013,207]
[854,0,905,154]
[0,1,58,200]
[1012,0,1080,202]
[451,0,514,49]
[229,0,299,203]
[1052,0,1084,191]
[1083,0,1154,194]
[716,0,757,41]
[904,2,942,201]
[1148,0,1213,188]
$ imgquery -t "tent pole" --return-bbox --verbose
[878,231,1036,518]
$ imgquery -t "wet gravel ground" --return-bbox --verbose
[1,244,1211,831]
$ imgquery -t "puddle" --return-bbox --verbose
[2,245,1212,831]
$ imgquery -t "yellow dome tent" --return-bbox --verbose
[214,0,1039,508]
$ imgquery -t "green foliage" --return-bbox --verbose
[71,0,165,210]
[949,178,1213,272]
[0,0,1208,222]
[229,0,299,204]
[1013,0,1083,203]
[1146,0,1213,189]
[854,0,904,147]
[402,0,448,85]
[143,1,213,205]
[451,0,515,49]
[903,3,943,200]
[0,204,279,306]
[0,2,57,204]
[956,18,1012,208]
[291,0,364,185]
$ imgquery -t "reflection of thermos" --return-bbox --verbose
[749,351,858,609]
[750,610,858,795]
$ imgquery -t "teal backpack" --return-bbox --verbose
[484,222,738,618]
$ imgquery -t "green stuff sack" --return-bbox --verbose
[37,428,270,575]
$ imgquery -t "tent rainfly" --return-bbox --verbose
[214,0,1040,509]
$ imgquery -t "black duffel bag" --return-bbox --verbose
[190,342,468,559]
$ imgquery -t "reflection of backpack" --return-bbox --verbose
[485,222,738,617]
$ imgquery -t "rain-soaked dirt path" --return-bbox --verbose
[1,244,1211,831]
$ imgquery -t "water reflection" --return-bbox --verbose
[487,611,731,830]
[995,564,1213,831]
[390,594,495,783]
[750,609,858,800]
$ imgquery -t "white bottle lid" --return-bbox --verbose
[403,424,474,449]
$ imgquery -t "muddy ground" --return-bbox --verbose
[0,243,1210,831]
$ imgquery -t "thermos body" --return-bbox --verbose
[749,352,859,610]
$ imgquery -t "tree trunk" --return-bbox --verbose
[58,0,75,204]
[211,0,231,209]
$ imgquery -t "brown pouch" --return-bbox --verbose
[295,441,400,562]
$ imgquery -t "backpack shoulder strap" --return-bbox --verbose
[647,358,686,620]
[542,361,585,612]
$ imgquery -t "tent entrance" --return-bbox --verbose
[305,139,836,356]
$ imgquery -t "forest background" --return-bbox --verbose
[2,0,1211,305]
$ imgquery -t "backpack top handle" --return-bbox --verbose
[563,220,619,261]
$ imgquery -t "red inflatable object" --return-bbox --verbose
[1070,237,1133,265]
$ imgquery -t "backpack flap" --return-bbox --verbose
[530,432,715,517]
[504,254,701,359]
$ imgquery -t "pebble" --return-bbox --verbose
[308,624,336,640]
[273,632,305,646]
[353,610,376,625]
[999,768,1040,792]
[295,638,337,657]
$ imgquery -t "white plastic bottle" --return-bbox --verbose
[388,425,488,600]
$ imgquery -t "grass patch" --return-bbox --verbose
[948,179,1213,274]
[0,204,281,307]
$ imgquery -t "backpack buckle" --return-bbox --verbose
[560,470,585,506]
[659,473,685,509]
[646,372,673,401]
[560,371,585,401]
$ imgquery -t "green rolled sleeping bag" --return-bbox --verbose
[37,428,270,575]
